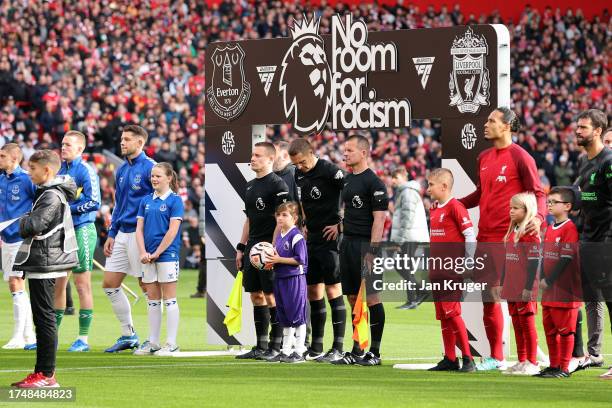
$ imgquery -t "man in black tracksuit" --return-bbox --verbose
[10,150,78,388]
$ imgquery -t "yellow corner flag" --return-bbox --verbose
[223,271,243,336]
[352,279,369,350]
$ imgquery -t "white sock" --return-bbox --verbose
[295,324,307,355]
[282,327,296,356]
[147,300,162,346]
[22,291,35,342]
[104,288,134,336]
[11,291,26,341]
[164,298,179,347]
[77,335,88,343]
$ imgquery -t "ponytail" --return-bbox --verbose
[154,162,179,193]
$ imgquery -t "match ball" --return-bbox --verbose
[249,242,276,270]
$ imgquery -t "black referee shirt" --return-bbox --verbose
[295,158,345,236]
[245,172,289,242]
[342,168,389,239]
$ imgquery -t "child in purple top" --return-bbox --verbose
[268,202,308,363]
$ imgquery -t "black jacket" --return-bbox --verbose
[17,176,79,273]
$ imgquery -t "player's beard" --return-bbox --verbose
[576,133,593,147]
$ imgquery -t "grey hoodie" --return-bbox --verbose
[390,180,429,243]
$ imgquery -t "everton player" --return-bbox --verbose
[103,125,156,353]
[0,144,37,350]
[235,142,289,361]
[333,135,388,366]
[426,168,476,372]
[459,108,546,371]
[289,138,347,362]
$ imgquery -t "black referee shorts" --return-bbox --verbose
[242,240,274,294]
[339,236,381,296]
[306,235,340,286]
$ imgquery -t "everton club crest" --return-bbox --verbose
[449,27,489,114]
[207,44,251,121]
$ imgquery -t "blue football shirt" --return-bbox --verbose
[137,190,184,262]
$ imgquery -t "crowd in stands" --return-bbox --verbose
[0,1,610,251]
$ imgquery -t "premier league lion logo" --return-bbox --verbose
[279,16,332,134]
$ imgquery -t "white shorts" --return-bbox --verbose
[104,232,143,277]
[2,241,23,281]
[142,261,180,284]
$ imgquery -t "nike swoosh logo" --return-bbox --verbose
[247,186,252,190]
[297,176,304,180]
[481,167,488,171]
[518,307,525,311]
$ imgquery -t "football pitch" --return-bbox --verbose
[0,269,610,407]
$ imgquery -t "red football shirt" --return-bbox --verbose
[430,197,473,243]
[501,229,541,301]
[429,198,473,280]
[459,144,546,241]
[541,219,582,308]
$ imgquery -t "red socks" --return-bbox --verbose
[559,334,574,372]
[441,319,457,361]
[441,316,472,360]
[483,302,504,360]
[449,315,472,359]
[511,314,526,362]
[520,314,538,364]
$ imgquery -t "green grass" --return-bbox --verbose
[0,269,610,407]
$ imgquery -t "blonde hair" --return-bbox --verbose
[504,192,537,243]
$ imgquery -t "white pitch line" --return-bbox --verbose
[0,361,267,374]
[2,354,611,374]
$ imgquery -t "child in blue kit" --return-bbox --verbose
[135,162,184,356]
[268,201,308,363]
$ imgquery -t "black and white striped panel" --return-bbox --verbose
[205,125,256,346]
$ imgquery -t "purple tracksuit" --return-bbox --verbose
[273,226,308,328]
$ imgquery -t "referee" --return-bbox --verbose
[235,142,289,361]
[289,138,347,362]
[333,135,389,366]
[572,109,612,378]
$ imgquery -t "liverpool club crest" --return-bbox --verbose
[207,44,251,121]
[449,28,489,114]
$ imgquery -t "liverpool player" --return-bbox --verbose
[459,108,546,371]
[426,168,476,372]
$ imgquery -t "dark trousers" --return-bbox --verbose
[29,278,57,376]
[197,243,206,293]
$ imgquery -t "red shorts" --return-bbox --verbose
[473,241,505,287]
[507,301,537,316]
[542,306,579,336]
[434,301,461,320]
